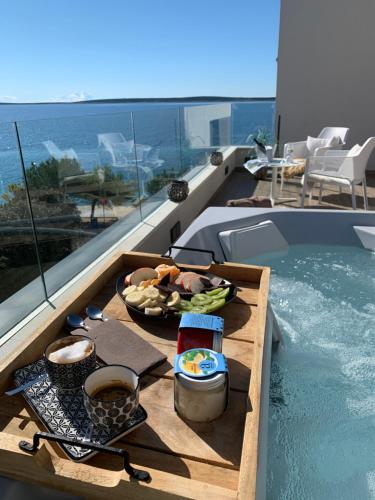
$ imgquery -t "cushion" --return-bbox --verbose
[282,160,306,179]
[219,221,288,262]
[306,136,334,155]
[225,196,272,208]
[329,135,342,147]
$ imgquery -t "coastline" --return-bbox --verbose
[0,96,275,105]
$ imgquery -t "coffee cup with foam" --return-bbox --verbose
[44,335,96,390]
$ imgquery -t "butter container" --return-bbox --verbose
[177,313,224,354]
[174,348,229,422]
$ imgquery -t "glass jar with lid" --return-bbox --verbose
[174,349,228,422]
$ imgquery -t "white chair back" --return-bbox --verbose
[318,127,349,145]
[97,133,133,165]
[352,137,375,180]
[43,140,62,158]
[43,140,79,161]
[98,133,132,151]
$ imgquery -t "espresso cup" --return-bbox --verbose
[83,365,139,430]
[44,335,96,390]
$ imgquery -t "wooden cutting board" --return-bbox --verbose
[70,318,168,375]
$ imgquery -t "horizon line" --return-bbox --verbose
[0,95,276,105]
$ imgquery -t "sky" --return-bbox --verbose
[0,0,280,103]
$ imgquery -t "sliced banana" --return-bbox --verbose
[138,298,154,309]
[125,291,146,307]
[122,285,137,297]
[145,306,163,316]
[143,286,160,300]
[136,285,145,292]
[166,291,181,307]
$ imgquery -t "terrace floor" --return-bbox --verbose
[208,168,375,210]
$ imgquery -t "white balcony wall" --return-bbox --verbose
[276,0,375,170]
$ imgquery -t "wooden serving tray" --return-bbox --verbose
[0,251,271,500]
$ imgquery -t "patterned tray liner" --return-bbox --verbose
[14,359,146,460]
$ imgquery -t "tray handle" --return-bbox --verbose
[19,431,150,482]
[162,245,222,265]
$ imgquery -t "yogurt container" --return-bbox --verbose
[174,348,229,422]
[177,313,224,354]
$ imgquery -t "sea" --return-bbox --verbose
[0,101,275,192]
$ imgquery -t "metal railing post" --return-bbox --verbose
[130,112,143,220]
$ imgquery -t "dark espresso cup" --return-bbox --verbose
[44,335,96,390]
[83,365,139,430]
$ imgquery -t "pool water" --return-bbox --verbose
[246,245,375,500]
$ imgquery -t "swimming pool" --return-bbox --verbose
[247,244,375,500]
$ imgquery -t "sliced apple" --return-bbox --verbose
[130,267,158,286]
[190,278,205,294]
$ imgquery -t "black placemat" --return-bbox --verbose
[14,359,147,462]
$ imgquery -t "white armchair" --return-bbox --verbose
[281,127,350,192]
[43,140,79,161]
[283,127,350,159]
[42,140,98,190]
[301,137,375,210]
[97,133,134,166]
[97,133,152,167]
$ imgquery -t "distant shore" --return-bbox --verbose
[0,96,275,105]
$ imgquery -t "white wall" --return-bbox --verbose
[276,0,375,169]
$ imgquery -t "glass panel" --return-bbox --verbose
[15,112,142,297]
[132,106,181,219]
[0,121,45,337]
[180,103,231,180]
[231,101,276,146]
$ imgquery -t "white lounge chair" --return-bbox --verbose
[301,137,375,210]
[97,133,134,166]
[281,127,350,191]
[43,140,79,161]
[144,146,165,171]
[42,140,97,189]
[283,127,350,160]
[97,133,152,166]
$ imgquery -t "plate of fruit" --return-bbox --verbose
[116,264,237,318]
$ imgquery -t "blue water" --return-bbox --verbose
[247,245,375,500]
[0,101,275,190]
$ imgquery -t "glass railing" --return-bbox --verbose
[0,121,46,335]
[0,100,275,337]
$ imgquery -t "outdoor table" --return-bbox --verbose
[244,158,299,206]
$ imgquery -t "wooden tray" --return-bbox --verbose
[0,251,271,500]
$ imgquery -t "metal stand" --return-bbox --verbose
[270,166,297,206]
